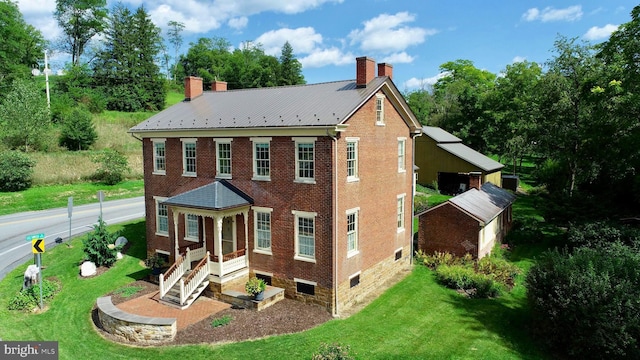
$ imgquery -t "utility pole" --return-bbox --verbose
[44,50,50,108]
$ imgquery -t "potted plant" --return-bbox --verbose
[245,277,267,301]
[145,254,166,275]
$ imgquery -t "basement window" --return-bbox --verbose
[256,273,272,286]
[395,249,402,261]
[350,274,360,288]
[296,280,315,296]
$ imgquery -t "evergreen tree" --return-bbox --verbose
[92,4,166,111]
[278,41,305,86]
[59,107,97,150]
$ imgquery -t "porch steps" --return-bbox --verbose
[219,286,285,311]
[159,270,210,310]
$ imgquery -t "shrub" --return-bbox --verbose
[414,250,472,269]
[312,343,354,360]
[526,245,640,359]
[0,151,35,191]
[8,279,61,311]
[476,256,521,285]
[211,315,232,328]
[91,149,129,185]
[59,107,98,151]
[566,221,640,250]
[83,217,120,267]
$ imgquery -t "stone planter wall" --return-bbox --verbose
[96,296,176,344]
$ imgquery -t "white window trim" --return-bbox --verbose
[181,138,197,177]
[184,214,199,242]
[215,138,233,179]
[395,247,404,261]
[294,278,317,286]
[397,193,406,233]
[376,94,385,126]
[346,137,359,182]
[152,138,166,175]
[398,137,407,173]
[346,207,360,258]
[155,249,170,255]
[293,137,317,184]
[254,270,273,277]
[253,206,273,255]
[154,196,169,237]
[292,210,317,263]
[251,137,272,181]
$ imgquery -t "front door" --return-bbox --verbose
[221,216,236,255]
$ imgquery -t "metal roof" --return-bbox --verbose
[162,180,253,211]
[449,183,515,224]
[437,143,504,172]
[422,126,461,143]
[130,78,389,132]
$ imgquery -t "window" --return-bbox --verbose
[347,208,359,256]
[376,94,385,125]
[398,138,406,172]
[295,278,316,295]
[395,248,403,261]
[255,273,272,286]
[185,214,198,241]
[350,273,360,288]
[253,207,272,254]
[293,138,316,183]
[293,210,317,262]
[397,194,405,232]
[181,139,197,176]
[216,139,232,179]
[251,138,271,180]
[154,197,168,236]
[346,138,359,181]
[152,139,166,174]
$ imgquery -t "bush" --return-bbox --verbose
[59,107,98,151]
[91,149,129,185]
[566,221,640,250]
[414,250,473,269]
[526,245,640,359]
[211,315,232,328]
[83,217,120,267]
[8,279,61,311]
[312,343,354,360]
[0,151,35,191]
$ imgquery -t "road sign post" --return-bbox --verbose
[68,197,73,243]
[97,191,104,219]
[26,233,45,309]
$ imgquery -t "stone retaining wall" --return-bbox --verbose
[96,296,176,344]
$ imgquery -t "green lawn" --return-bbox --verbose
[0,218,548,360]
[0,180,144,216]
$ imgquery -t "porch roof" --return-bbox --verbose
[162,180,253,211]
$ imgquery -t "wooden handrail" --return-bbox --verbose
[183,255,208,284]
[212,248,246,263]
[163,254,184,279]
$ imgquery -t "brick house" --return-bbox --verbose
[129,57,422,315]
[416,182,515,259]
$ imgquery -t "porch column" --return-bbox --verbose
[215,215,223,274]
[243,210,249,268]
[172,210,180,256]
[202,216,207,247]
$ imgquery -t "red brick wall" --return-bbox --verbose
[417,203,480,258]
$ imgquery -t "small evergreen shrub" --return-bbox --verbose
[83,217,120,267]
[312,343,354,360]
[91,149,129,185]
[59,107,98,151]
[211,315,232,328]
[0,151,35,191]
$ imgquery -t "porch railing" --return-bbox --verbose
[210,249,247,277]
[179,251,210,305]
[159,253,187,298]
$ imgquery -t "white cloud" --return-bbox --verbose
[512,56,526,63]
[583,24,619,40]
[211,0,344,16]
[522,6,583,22]
[16,0,61,40]
[228,17,248,30]
[348,12,436,53]
[380,52,414,64]
[299,48,353,68]
[255,27,323,56]
[403,72,449,89]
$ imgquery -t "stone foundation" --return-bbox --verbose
[97,296,176,344]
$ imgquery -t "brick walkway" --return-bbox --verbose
[116,291,230,331]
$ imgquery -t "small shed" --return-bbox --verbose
[417,182,516,259]
[415,126,504,194]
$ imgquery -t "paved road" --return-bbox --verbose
[0,197,145,281]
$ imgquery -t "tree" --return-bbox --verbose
[83,216,120,267]
[0,0,47,93]
[54,0,108,66]
[92,4,166,111]
[431,60,495,152]
[91,149,129,185]
[278,41,305,86]
[0,79,51,151]
[166,20,185,82]
[405,87,435,126]
[59,107,97,150]
[0,151,35,192]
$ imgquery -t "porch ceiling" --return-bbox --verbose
[162,179,253,211]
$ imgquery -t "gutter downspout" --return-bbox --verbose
[410,132,419,265]
[328,128,339,317]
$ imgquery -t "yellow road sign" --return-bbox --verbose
[32,239,45,253]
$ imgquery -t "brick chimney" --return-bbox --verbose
[356,56,375,88]
[184,76,203,101]
[378,63,393,80]
[211,80,227,92]
[469,172,482,190]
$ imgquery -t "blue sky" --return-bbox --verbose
[17,0,639,91]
